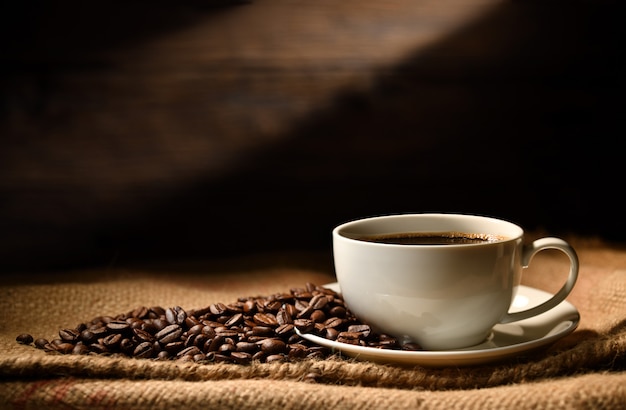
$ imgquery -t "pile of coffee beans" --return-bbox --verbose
[16,283,421,364]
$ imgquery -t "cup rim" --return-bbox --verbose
[333,213,524,247]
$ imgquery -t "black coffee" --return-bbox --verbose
[360,232,505,245]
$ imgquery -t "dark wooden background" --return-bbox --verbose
[1,0,624,273]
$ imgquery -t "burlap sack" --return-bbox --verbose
[1,238,625,409]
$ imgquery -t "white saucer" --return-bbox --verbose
[296,283,580,367]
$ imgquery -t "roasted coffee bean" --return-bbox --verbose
[185,317,202,328]
[275,323,294,336]
[127,318,144,330]
[133,328,154,342]
[16,334,33,345]
[209,303,228,316]
[215,328,239,338]
[206,335,225,352]
[72,344,90,355]
[218,343,236,354]
[155,324,182,344]
[79,330,97,344]
[55,342,75,354]
[89,326,108,338]
[103,333,122,348]
[309,295,329,310]
[163,341,185,354]
[253,313,278,327]
[276,309,292,325]
[310,310,326,323]
[348,325,371,338]
[284,303,298,318]
[59,329,79,342]
[328,306,347,318]
[34,338,49,349]
[187,324,204,336]
[201,326,217,339]
[325,328,339,340]
[131,306,149,319]
[265,354,285,363]
[120,338,135,354]
[89,343,108,354]
[106,320,131,333]
[263,300,282,312]
[231,351,252,365]
[236,341,258,354]
[224,313,243,327]
[192,334,209,348]
[165,306,187,325]
[251,326,274,337]
[134,342,154,358]
[259,338,286,355]
[242,300,256,314]
[193,353,206,362]
[177,346,201,357]
[296,304,314,319]
[324,317,345,329]
[293,319,315,334]
[287,344,308,360]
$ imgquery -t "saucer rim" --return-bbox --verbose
[295,283,580,367]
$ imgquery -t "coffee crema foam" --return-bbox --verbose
[358,231,507,245]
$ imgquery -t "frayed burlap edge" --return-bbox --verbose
[3,373,626,410]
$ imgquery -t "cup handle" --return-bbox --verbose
[499,237,579,324]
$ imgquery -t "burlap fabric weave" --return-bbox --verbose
[1,237,625,409]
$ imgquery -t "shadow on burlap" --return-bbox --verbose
[1,238,625,408]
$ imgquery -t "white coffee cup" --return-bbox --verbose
[332,213,579,350]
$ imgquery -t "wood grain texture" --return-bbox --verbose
[1,0,624,272]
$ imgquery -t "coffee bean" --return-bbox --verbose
[164,341,185,354]
[209,303,228,316]
[89,343,108,354]
[55,342,75,354]
[224,313,243,327]
[259,338,286,355]
[155,324,182,344]
[236,342,258,354]
[79,330,97,344]
[103,333,122,348]
[177,346,201,357]
[72,344,90,355]
[265,354,285,363]
[348,324,371,338]
[276,309,292,325]
[275,323,294,337]
[59,329,79,342]
[310,310,326,323]
[34,338,49,349]
[309,295,329,310]
[293,319,315,334]
[253,313,278,327]
[106,320,131,333]
[134,342,154,358]
[120,338,135,354]
[231,351,252,364]
[165,306,187,325]
[251,326,274,337]
[133,328,155,342]
[328,306,347,318]
[16,334,33,345]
